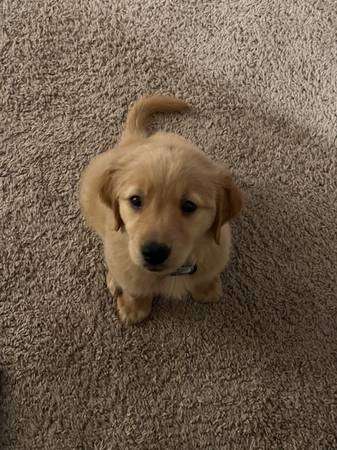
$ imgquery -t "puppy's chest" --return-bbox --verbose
[156,275,194,299]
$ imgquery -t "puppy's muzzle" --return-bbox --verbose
[141,241,171,269]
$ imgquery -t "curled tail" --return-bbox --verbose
[120,95,189,144]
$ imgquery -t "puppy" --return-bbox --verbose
[80,95,243,324]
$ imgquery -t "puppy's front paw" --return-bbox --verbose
[117,293,152,325]
[191,277,222,303]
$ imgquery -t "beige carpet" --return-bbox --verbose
[1,0,337,448]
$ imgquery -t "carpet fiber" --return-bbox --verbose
[1,1,337,448]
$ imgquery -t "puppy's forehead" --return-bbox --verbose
[122,146,216,200]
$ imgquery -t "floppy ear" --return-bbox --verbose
[99,169,123,231]
[211,174,243,245]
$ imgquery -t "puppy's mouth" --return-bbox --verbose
[143,263,167,273]
[143,262,197,276]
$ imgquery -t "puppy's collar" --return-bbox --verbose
[170,264,197,276]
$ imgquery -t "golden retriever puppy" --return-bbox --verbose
[80,95,242,324]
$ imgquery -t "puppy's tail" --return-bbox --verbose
[120,95,189,145]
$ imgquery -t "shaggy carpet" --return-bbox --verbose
[1,0,337,448]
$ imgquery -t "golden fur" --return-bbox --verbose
[80,95,243,324]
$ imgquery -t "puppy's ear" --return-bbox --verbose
[211,173,243,245]
[99,169,123,231]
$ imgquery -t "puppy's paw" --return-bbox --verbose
[191,277,222,303]
[117,293,152,325]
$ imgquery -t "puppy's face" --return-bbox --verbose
[100,140,242,274]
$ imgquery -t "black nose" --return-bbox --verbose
[141,242,171,266]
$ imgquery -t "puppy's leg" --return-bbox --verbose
[117,291,153,324]
[190,276,222,303]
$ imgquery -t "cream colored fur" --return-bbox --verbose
[80,96,242,324]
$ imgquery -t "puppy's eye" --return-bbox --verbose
[181,200,197,214]
[129,195,142,209]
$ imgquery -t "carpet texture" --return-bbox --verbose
[1,0,337,448]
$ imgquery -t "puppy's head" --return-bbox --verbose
[100,136,242,274]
